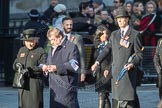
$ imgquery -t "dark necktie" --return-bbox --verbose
[121,30,124,38]
[65,35,68,40]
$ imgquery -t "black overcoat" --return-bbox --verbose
[47,39,80,108]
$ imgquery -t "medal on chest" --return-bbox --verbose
[20,53,25,57]
[120,36,130,48]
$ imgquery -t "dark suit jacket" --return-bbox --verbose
[96,27,143,101]
[47,39,80,108]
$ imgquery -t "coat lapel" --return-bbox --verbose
[124,27,131,40]
[115,30,122,49]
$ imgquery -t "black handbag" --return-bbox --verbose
[12,63,28,89]
[12,70,25,89]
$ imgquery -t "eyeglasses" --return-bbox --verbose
[113,1,119,3]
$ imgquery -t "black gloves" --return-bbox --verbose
[15,63,23,70]
[15,63,28,74]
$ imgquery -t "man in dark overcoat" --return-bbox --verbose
[91,6,143,108]
[42,27,80,108]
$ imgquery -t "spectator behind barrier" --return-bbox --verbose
[24,9,48,48]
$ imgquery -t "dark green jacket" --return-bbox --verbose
[13,46,46,108]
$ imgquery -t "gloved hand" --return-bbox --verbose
[15,63,23,70]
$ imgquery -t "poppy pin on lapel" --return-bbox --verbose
[70,35,75,42]
[124,36,129,40]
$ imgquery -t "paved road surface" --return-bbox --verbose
[0,84,160,108]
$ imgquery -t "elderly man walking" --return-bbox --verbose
[91,6,143,108]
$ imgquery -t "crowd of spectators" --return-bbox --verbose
[23,0,162,47]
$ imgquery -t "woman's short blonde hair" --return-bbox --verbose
[47,28,64,38]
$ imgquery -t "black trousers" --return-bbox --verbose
[98,92,111,108]
[135,93,140,108]
[159,88,162,99]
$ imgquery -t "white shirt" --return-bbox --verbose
[51,37,66,56]
[120,25,129,37]
[63,32,71,40]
